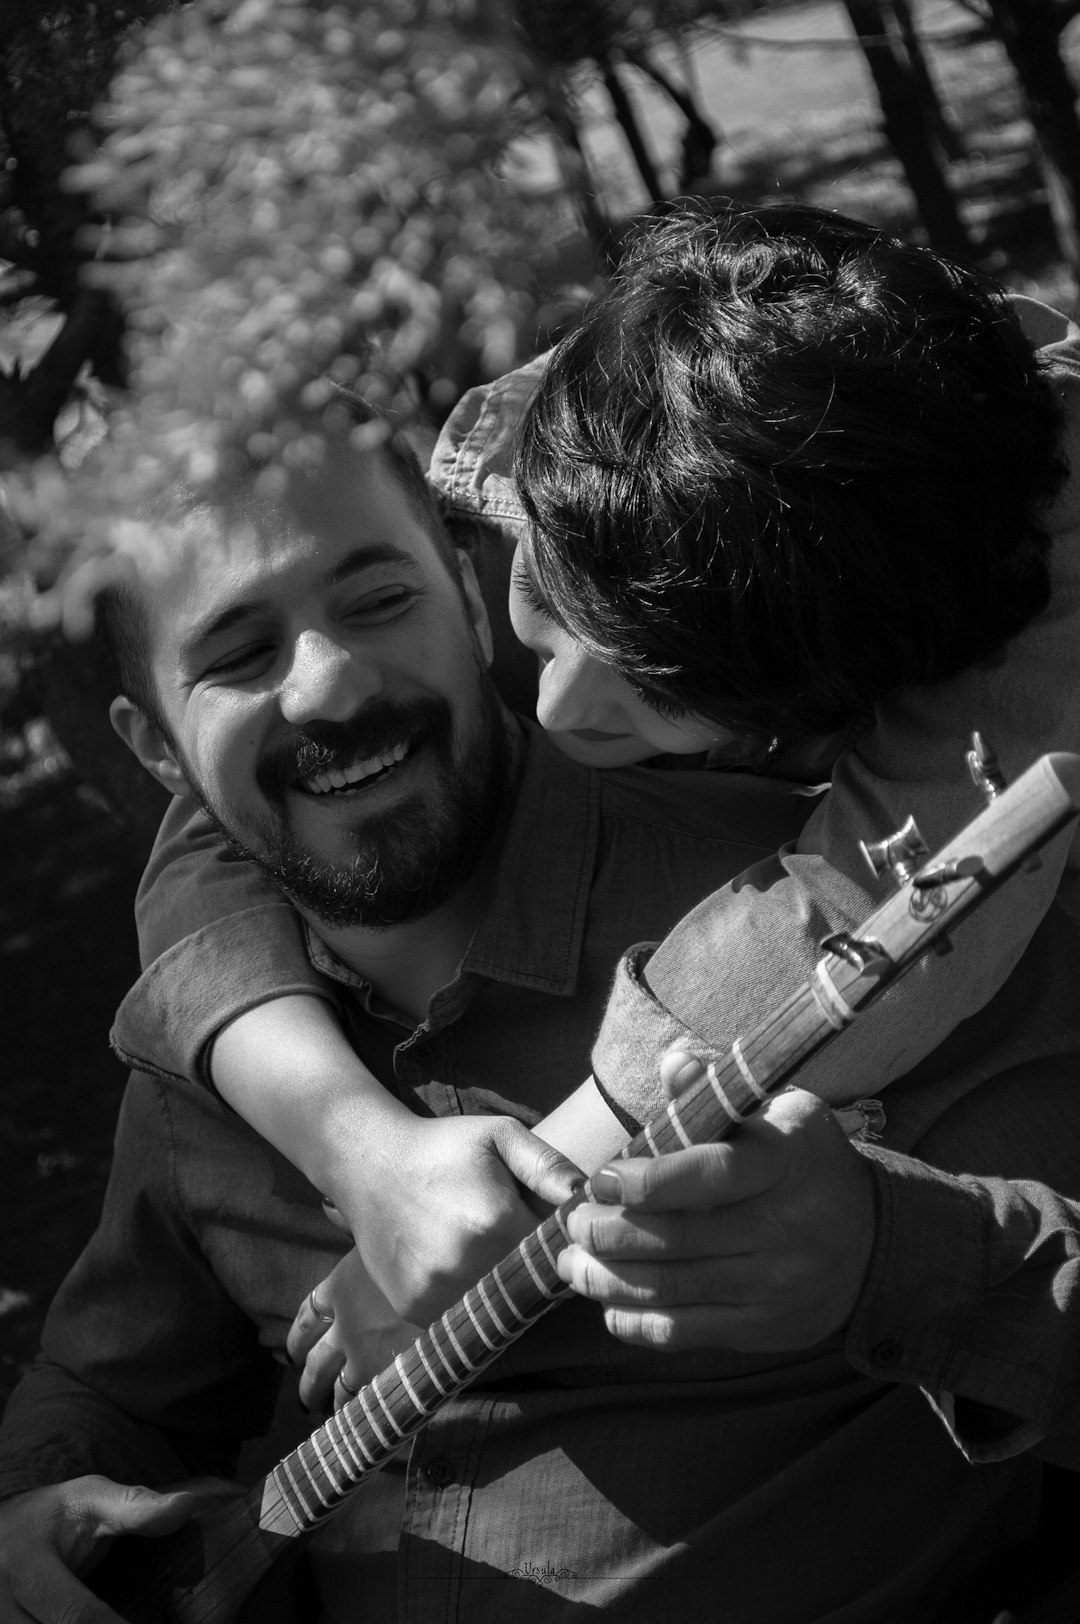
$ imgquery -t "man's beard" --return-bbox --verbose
[189,677,513,930]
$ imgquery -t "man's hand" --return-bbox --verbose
[288,1250,419,1412]
[332,1112,583,1327]
[556,1081,877,1353]
[0,1476,196,1623]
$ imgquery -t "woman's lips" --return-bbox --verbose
[569,728,633,742]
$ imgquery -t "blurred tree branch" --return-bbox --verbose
[0,0,599,831]
[984,0,1080,276]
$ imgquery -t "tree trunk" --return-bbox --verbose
[599,55,666,204]
[0,292,120,459]
[890,0,965,161]
[843,0,975,260]
[533,64,613,265]
[985,0,1080,277]
[624,47,721,190]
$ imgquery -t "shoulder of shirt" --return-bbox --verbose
[593,760,823,850]
[1013,292,1079,352]
[1012,295,1080,542]
[1017,292,1080,401]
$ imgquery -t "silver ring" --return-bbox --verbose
[338,1372,360,1398]
[309,1288,335,1325]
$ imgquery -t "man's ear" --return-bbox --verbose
[456,550,495,667]
[109,697,188,796]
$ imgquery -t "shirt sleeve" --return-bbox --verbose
[591,763,1074,1129]
[0,1076,280,1501]
[113,795,337,1089]
[846,1146,1080,1464]
[0,1360,201,1504]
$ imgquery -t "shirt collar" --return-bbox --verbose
[304,721,598,1004]
[427,355,549,533]
[465,720,598,995]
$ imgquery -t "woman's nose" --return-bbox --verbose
[534,637,619,733]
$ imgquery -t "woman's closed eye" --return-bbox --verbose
[632,683,685,721]
[512,562,558,622]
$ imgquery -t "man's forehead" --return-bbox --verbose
[165,444,421,552]
[135,501,299,640]
[140,448,438,609]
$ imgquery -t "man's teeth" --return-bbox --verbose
[305,741,409,795]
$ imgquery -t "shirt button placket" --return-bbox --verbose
[401,1410,493,1623]
[872,1335,903,1368]
[424,1456,455,1489]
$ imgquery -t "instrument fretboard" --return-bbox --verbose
[260,973,831,1535]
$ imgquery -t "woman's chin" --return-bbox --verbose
[543,729,660,769]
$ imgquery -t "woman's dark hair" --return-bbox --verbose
[514,198,1066,737]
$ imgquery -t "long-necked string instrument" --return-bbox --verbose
[95,742,1080,1623]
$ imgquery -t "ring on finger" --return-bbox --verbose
[339,1371,360,1398]
[309,1287,335,1324]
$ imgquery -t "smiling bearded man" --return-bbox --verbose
[107,441,514,932]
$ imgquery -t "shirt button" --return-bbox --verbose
[872,1336,902,1367]
[424,1457,455,1488]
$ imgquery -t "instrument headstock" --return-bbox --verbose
[828,737,1080,1010]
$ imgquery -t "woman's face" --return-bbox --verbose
[508,542,729,768]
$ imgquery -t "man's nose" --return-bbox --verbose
[534,638,616,733]
[279,630,382,726]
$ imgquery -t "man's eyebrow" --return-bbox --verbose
[180,544,417,664]
[323,543,416,587]
[180,602,268,665]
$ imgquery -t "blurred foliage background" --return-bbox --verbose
[5,0,1080,828]
[4,0,1080,1403]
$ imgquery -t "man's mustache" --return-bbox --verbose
[255,697,451,798]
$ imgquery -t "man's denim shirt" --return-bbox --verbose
[5,729,1073,1621]
[111,721,1080,1467]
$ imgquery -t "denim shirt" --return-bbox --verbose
[2,730,1059,1621]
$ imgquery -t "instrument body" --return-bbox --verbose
[93,749,1080,1623]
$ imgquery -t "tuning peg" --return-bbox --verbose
[912,855,985,888]
[967,732,1006,803]
[819,931,891,975]
[860,816,930,885]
